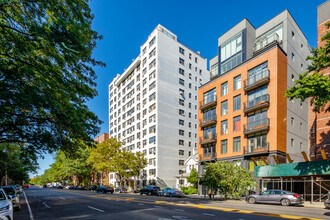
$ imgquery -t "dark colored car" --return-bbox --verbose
[68,186,75,190]
[158,188,184,197]
[140,186,160,196]
[115,187,127,193]
[89,185,97,191]
[43,184,47,188]
[56,185,63,189]
[96,185,114,194]
[246,190,304,206]
[1,186,21,211]
[77,186,87,190]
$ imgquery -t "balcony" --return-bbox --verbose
[199,152,217,161]
[200,95,217,110]
[244,69,270,91]
[200,114,217,128]
[243,94,270,113]
[199,133,217,145]
[254,33,280,55]
[243,143,270,156]
[243,118,270,135]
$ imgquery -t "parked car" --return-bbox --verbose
[43,184,47,188]
[325,191,330,209]
[115,187,127,193]
[16,185,23,194]
[77,186,87,190]
[89,185,97,191]
[133,187,142,193]
[246,190,304,206]
[96,185,114,194]
[0,188,13,220]
[140,186,160,196]
[1,186,21,211]
[64,185,70,189]
[56,185,63,189]
[158,188,184,197]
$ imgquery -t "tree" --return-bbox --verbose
[200,161,255,199]
[285,22,330,113]
[0,143,38,185]
[187,168,198,188]
[0,0,105,156]
[87,138,147,188]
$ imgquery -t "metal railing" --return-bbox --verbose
[244,94,270,112]
[200,95,217,109]
[200,113,217,127]
[200,152,217,161]
[244,118,270,134]
[254,33,279,52]
[244,143,269,155]
[244,69,270,89]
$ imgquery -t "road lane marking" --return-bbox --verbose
[57,190,322,220]
[138,203,144,205]
[203,213,215,216]
[174,209,185,212]
[59,197,65,200]
[87,206,104,212]
[42,202,50,208]
[154,205,161,208]
[23,190,34,220]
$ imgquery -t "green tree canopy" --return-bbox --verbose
[187,168,198,188]
[285,22,330,113]
[200,161,255,199]
[0,0,104,155]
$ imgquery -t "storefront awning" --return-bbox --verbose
[255,160,330,178]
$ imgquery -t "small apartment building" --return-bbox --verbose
[198,10,310,193]
[108,25,209,189]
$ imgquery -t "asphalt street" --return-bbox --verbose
[14,187,330,220]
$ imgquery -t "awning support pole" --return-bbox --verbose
[311,176,314,204]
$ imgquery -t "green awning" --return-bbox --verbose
[255,160,330,177]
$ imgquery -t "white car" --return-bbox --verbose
[0,188,13,220]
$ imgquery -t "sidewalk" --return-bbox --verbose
[185,194,327,209]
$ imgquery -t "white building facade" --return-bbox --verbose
[108,25,209,189]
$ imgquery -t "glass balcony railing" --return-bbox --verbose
[200,152,217,161]
[244,69,270,91]
[200,95,217,110]
[244,94,270,113]
[200,113,217,127]
[254,33,279,53]
[244,118,270,134]
[244,143,269,155]
[199,133,217,145]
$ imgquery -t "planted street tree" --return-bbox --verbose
[0,0,104,157]
[200,161,255,199]
[285,22,330,113]
[187,168,198,188]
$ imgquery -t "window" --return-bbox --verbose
[291,53,295,61]
[179,150,184,155]
[149,48,156,58]
[188,132,191,137]
[188,122,191,128]
[221,100,228,115]
[291,117,294,126]
[179,47,185,55]
[143,58,147,67]
[149,169,156,176]
[149,37,155,47]
[189,83,191,89]
[179,109,185,116]
[179,89,185,96]
[247,131,268,152]
[221,120,228,135]
[300,122,302,130]
[234,75,241,90]
[179,99,184,106]
[291,138,294,147]
[149,114,156,123]
[189,53,192,59]
[221,82,228,96]
[233,116,241,132]
[247,85,268,108]
[179,78,184,86]
[203,88,216,104]
[179,129,184,136]
[179,140,184,145]
[292,31,295,39]
[189,63,192,69]
[142,47,147,55]
[149,92,156,102]
[149,59,156,69]
[179,119,184,125]
[149,70,156,80]
[233,137,241,152]
[149,136,156,144]
[195,57,197,63]
[149,125,156,133]
[179,160,185,165]
[149,103,156,112]
[149,81,156,90]
[234,95,241,111]
[291,74,294,82]
[221,140,227,154]
[247,62,268,86]
[179,58,185,65]
[179,68,184,76]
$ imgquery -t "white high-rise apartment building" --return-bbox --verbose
[108,25,209,188]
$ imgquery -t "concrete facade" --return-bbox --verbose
[108,25,209,189]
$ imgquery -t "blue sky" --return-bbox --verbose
[35,0,325,176]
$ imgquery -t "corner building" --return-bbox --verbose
[198,10,310,192]
[109,25,209,188]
